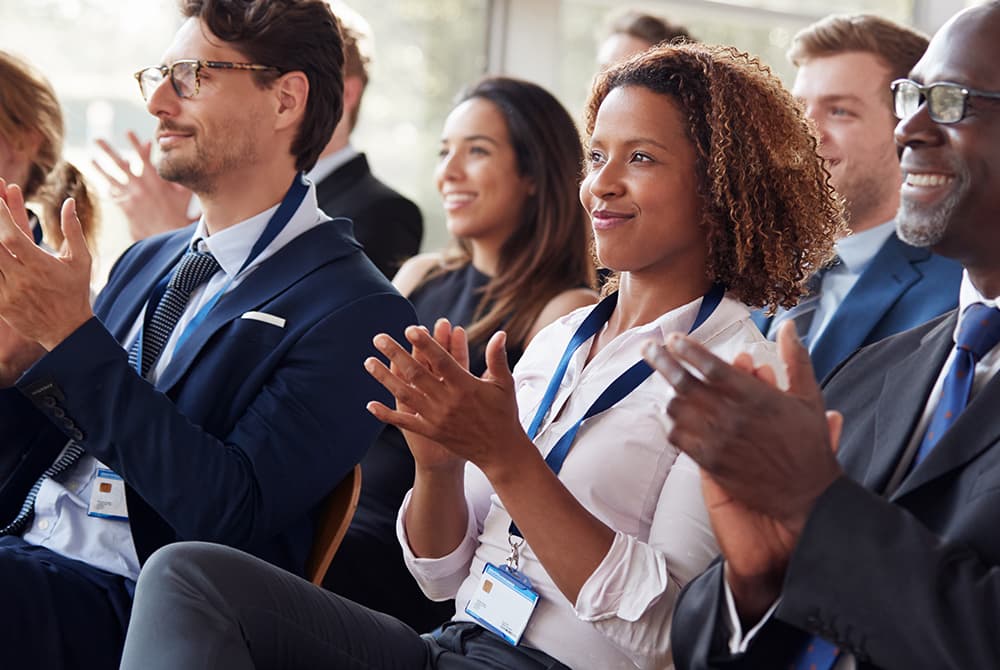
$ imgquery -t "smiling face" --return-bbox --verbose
[580,85,706,280]
[792,51,903,232]
[145,18,276,195]
[894,4,1000,276]
[434,97,535,249]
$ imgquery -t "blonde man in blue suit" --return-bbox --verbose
[753,14,961,380]
[0,1,414,667]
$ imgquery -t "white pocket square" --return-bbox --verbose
[240,311,286,328]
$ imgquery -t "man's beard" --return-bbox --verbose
[896,182,963,248]
[155,126,258,196]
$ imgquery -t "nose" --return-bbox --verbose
[801,105,830,148]
[894,99,944,153]
[146,74,180,119]
[583,160,625,202]
[435,148,464,190]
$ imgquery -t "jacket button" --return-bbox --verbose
[52,407,65,418]
[43,396,56,408]
[72,429,83,441]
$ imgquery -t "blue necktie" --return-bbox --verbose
[767,258,840,348]
[790,303,1000,670]
[913,303,1000,466]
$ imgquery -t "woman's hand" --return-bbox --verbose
[394,319,470,474]
[365,321,528,476]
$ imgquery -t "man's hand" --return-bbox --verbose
[643,322,844,619]
[93,131,197,240]
[0,182,93,351]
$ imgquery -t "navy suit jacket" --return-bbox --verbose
[0,216,415,576]
[673,311,1000,669]
[316,153,423,279]
[752,232,961,380]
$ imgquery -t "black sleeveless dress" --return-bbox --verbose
[324,263,525,632]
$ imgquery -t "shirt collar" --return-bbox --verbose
[833,219,897,274]
[953,270,998,341]
[188,178,320,280]
[306,143,358,186]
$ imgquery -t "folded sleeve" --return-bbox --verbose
[574,453,719,667]
[396,463,494,602]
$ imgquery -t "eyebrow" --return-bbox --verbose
[590,137,677,152]
[805,93,866,105]
[440,134,501,146]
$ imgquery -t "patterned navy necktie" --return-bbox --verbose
[790,303,1000,670]
[128,249,221,378]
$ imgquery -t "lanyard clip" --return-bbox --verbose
[506,534,524,572]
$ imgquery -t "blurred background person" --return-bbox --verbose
[597,7,693,70]
[0,50,98,251]
[753,14,961,380]
[92,2,422,279]
[321,75,597,632]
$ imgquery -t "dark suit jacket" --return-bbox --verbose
[752,232,962,380]
[316,153,423,279]
[0,217,415,576]
[673,310,1000,669]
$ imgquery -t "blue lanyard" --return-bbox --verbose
[133,172,309,376]
[509,283,725,538]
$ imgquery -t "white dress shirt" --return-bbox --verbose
[725,270,1000,669]
[397,293,781,670]
[23,179,328,581]
[808,220,897,347]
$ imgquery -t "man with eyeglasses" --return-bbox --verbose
[651,3,1000,669]
[752,14,961,381]
[0,1,413,667]
[94,5,424,280]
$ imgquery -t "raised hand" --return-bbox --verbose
[93,131,197,240]
[393,319,472,473]
[0,183,93,351]
[643,323,844,619]
[365,323,528,474]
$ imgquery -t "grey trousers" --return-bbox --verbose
[119,542,571,670]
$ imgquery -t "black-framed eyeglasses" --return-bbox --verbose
[891,78,1000,124]
[133,59,280,101]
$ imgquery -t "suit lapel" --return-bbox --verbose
[811,234,926,378]
[155,221,360,392]
[894,359,1000,500]
[98,233,190,342]
[866,315,955,493]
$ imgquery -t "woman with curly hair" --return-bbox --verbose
[119,43,841,670]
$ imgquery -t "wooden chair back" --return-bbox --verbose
[306,464,362,585]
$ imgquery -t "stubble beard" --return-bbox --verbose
[155,127,259,197]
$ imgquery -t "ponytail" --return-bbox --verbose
[35,161,99,250]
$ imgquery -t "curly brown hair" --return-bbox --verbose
[584,42,845,310]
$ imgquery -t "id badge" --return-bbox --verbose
[465,562,539,646]
[88,469,129,521]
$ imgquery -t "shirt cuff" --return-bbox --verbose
[723,563,780,654]
[395,488,480,589]
[574,531,674,622]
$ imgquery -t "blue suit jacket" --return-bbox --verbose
[752,232,962,380]
[0,217,415,576]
